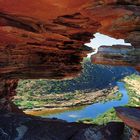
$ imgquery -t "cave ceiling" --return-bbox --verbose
[0,0,140,79]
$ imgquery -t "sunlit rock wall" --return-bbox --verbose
[91,45,140,71]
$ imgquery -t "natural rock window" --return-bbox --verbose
[0,0,139,139]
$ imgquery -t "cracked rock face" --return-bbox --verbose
[0,111,124,140]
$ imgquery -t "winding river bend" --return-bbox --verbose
[40,82,129,122]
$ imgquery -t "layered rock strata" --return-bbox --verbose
[91,45,140,71]
[0,0,140,139]
[115,107,140,140]
[0,0,140,79]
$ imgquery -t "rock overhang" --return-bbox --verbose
[0,1,139,139]
[0,0,140,80]
[0,0,139,107]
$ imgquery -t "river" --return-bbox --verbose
[40,82,129,122]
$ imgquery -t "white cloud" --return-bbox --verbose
[68,114,79,118]
[85,33,131,57]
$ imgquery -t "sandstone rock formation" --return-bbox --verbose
[0,79,18,111]
[0,0,139,109]
[0,0,139,79]
[91,45,140,70]
[115,107,140,140]
[0,111,124,140]
[0,0,140,139]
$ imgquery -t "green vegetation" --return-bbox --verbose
[15,59,134,95]
[13,58,137,124]
[63,94,75,100]
[14,59,134,109]
[78,108,120,125]
[14,87,121,110]
[79,74,140,125]
[125,74,140,81]
[124,74,140,107]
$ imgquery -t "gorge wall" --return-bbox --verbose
[0,0,139,110]
[0,0,139,80]
[91,45,140,71]
[0,1,139,139]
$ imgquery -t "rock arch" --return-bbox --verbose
[0,1,139,139]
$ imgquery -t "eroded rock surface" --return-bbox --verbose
[115,107,140,140]
[0,1,140,139]
[0,11,96,79]
[0,79,18,111]
[91,45,140,71]
[0,0,140,79]
[0,111,124,140]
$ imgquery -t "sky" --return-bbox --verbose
[85,33,131,57]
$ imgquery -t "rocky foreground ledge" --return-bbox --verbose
[0,111,124,140]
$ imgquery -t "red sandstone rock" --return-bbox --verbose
[0,1,139,139]
[0,0,140,125]
[0,79,19,111]
[115,107,140,140]
[91,45,140,72]
[0,0,139,113]
[0,0,140,79]
[115,107,140,130]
